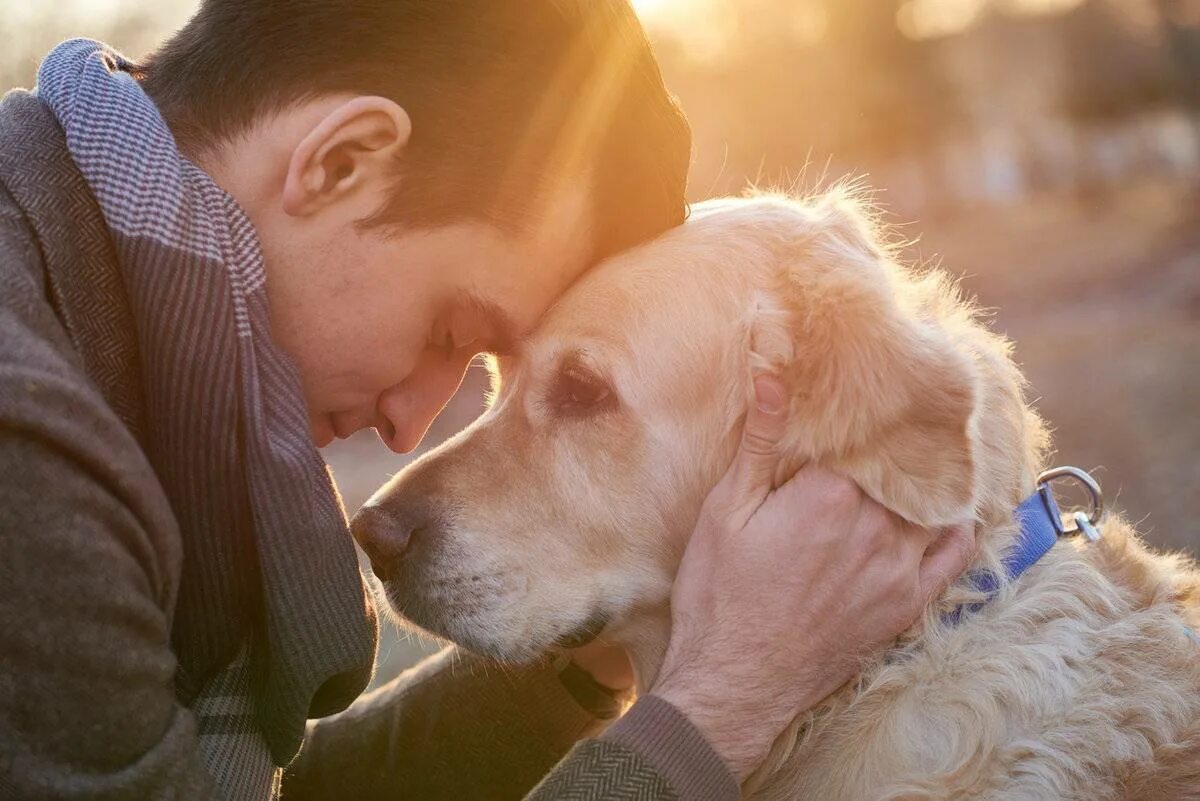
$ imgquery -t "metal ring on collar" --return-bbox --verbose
[1036,466,1105,537]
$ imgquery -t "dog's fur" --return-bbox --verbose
[358,192,1200,800]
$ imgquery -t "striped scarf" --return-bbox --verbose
[36,39,377,775]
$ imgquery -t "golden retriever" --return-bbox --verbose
[353,191,1200,800]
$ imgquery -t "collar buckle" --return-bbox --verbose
[1036,466,1105,541]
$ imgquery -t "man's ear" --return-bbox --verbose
[281,96,412,218]
[752,193,979,528]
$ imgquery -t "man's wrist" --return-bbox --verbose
[602,695,741,801]
[651,678,766,781]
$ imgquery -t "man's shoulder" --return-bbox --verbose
[0,88,53,133]
[0,104,168,552]
[0,89,79,212]
[0,88,69,167]
[0,135,83,397]
[0,220,128,471]
[0,172,70,379]
[0,89,77,310]
[0,88,106,270]
[0,92,53,290]
[0,239,182,602]
[0,87,146,433]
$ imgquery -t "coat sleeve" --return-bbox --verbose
[282,648,605,800]
[526,696,740,801]
[282,653,738,801]
[0,293,218,798]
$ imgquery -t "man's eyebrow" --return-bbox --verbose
[461,291,518,355]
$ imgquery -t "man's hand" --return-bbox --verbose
[651,373,977,780]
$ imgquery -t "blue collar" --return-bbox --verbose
[987,483,1065,593]
[947,469,1198,646]
[945,484,1063,624]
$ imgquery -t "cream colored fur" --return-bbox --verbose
[363,191,1200,800]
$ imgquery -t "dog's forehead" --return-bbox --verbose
[543,201,780,336]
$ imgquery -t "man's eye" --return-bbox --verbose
[430,318,482,362]
[426,333,452,361]
[551,366,615,416]
[429,328,463,362]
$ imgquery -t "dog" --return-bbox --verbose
[352,191,1200,799]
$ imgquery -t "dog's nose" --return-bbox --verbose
[351,504,421,579]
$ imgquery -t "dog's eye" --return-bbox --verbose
[551,365,614,416]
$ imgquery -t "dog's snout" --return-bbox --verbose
[351,504,426,579]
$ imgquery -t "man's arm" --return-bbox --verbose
[282,647,609,800]
[525,695,738,801]
[283,653,734,801]
[0,306,216,798]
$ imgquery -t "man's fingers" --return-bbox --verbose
[726,373,790,505]
[917,522,977,603]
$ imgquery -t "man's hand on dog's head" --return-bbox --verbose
[651,372,977,781]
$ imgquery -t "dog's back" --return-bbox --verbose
[747,514,1200,801]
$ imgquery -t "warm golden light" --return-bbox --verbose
[1002,0,1089,15]
[897,0,987,40]
[630,0,737,61]
[631,0,723,29]
[630,0,684,22]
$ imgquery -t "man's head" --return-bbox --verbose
[138,0,690,452]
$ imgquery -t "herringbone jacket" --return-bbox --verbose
[0,88,738,800]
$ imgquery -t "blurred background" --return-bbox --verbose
[4,0,1196,682]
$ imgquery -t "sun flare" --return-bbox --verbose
[630,0,690,23]
[629,0,736,58]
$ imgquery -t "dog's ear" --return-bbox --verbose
[750,193,979,528]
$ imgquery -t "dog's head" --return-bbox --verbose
[352,193,1042,666]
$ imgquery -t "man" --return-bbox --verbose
[0,1,974,799]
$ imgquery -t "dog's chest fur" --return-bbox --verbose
[746,518,1200,801]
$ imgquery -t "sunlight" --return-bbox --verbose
[1001,0,1088,16]
[630,0,725,32]
[630,0,687,23]
[897,0,988,40]
[894,0,1089,40]
[629,0,737,61]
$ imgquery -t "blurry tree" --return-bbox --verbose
[820,0,958,158]
[650,0,963,196]
[1061,0,1176,121]
[1156,0,1200,112]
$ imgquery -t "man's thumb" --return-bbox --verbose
[729,373,790,502]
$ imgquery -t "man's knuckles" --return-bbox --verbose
[738,427,779,460]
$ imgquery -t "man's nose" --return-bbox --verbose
[375,349,475,454]
[350,502,429,579]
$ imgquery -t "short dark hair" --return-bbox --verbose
[138,0,692,259]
